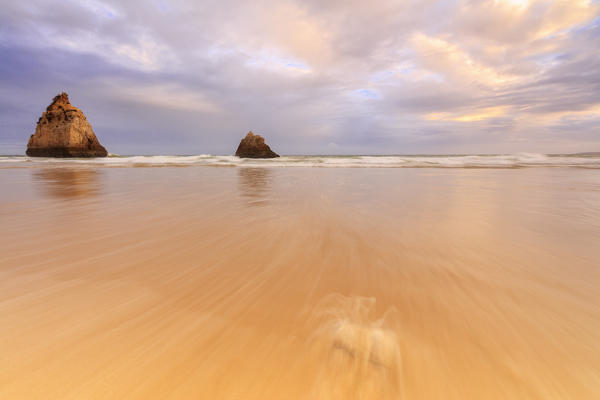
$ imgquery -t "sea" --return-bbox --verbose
[1,152,600,168]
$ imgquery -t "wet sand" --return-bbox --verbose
[1,166,600,399]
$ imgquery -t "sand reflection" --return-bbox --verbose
[33,168,102,199]
[237,167,271,207]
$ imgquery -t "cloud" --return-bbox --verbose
[426,106,510,122]
[0,0,599,154]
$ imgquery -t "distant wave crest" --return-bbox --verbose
[1,153,599,168]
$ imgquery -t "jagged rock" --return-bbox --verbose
[235,131,279,158]
[26,92,108,157]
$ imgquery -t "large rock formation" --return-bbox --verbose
[26,92,108,157]
[235,131,279,158]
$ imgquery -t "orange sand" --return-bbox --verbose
[1,166,600,399]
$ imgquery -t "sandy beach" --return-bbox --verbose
[1,163,599,399]
[3,0,599,396]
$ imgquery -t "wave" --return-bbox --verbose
[1,153,599,168]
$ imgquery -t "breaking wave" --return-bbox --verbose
[1,153,599,168]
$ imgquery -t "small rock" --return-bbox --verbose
[235,131,279,158]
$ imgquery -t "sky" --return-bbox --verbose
[0,0,599,155]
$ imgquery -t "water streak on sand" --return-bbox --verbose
[308,295,402,399]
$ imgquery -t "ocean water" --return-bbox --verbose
[1,165,600,399]
[1,152,600,168]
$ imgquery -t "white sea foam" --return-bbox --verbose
[1,153,599,168]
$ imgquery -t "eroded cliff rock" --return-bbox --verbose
[235,131,279,158]
[26,92,108,157]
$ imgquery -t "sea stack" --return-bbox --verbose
[26,92,108,157]
[235,131,279,158]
